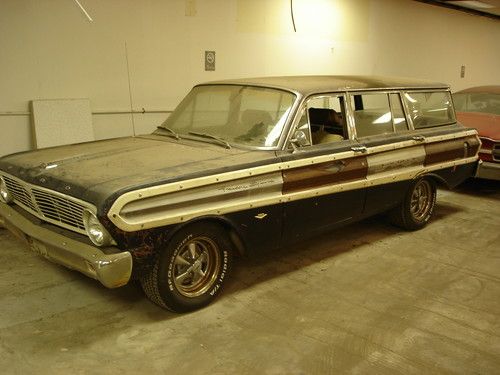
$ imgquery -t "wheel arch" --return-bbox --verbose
[415,172,449,189]
[161,215,246,257]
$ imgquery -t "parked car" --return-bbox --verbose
[453,86,500,180]
[0,76,480,312]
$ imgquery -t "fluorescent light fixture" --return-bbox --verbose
[447,1,496,9]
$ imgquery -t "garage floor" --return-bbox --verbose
[0,180,499,374]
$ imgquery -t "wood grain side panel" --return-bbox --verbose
[425,135,480,165]
[282,156,368,194]
[425,139,465,166]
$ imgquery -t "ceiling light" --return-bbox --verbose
[447,1,496,9]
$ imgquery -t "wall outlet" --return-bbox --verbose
[460,65,466,78]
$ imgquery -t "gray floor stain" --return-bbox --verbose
[0,179,499,374]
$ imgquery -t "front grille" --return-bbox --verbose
[3,176,38,212]
[493,143,500,162]
[32,188,87,231]
[1,174,92,234]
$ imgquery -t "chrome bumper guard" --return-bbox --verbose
[475,160,500,181]
[0,203,132,288]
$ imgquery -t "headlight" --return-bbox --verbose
[0,177,13,204]
[83,210,113,246]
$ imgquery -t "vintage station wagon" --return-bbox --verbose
[0,76,480,312]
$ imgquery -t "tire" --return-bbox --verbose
[389,177,436,231]
[140,222,232,313]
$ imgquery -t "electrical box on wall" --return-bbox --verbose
[185,0,197,16]
[205,51,215,71]
[461,65,466,78]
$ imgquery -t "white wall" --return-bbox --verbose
[1,0,499,156]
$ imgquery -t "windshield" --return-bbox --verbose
[453,92,500,115]
[158,85,296,148]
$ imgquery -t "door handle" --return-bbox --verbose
[412,135,425,142]
[351,145,367,153]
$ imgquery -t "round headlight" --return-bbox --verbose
[0,177,13,204]
[83,210,113,246]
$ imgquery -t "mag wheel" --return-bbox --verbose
[173,236,221,298]
[390,177,436,231]
[141,222,232,313]
[409,179,434,222]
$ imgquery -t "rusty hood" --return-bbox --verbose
[0,135,279,209]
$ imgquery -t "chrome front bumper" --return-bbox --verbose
[476,160,500,181]
[0,203,132,288]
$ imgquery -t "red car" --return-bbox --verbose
[453,86,500,180]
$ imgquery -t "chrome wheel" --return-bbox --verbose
[410,180,433,221]
[172,236,221,298]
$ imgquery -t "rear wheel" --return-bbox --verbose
[390,177,436,231]
[141,222,232,312]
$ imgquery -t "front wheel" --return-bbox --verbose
[389,177,437,231]
[140,222,232,313]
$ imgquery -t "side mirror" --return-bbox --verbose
[291,130,310,148]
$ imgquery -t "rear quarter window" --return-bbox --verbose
[403,91,455,129]
[350,92,409,138]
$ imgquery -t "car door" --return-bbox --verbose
[348,91,423,215]
[278,93,368,243]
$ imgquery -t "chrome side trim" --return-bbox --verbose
[0,203,131,288]
[120,172,284,227]
[366,145,426,177]
[108,129,478,231]
[111,157,477,231]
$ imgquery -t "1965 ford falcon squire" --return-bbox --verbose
[0,76,480,312]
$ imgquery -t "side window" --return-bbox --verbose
[403,91,455,129]
[466,93,500,115]
[390,93,409,132]
[306,95,347,145]
[351,93,393,137]
[452,93,467,111]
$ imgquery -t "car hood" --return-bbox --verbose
[0,135,279,209]
[456,112,500,140]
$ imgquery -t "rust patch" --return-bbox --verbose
[282,156,368,194]
[99,213,174,278]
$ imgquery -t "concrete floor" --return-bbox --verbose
[0,180,499,375]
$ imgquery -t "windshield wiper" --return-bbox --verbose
[156,126,180,140]
[188,131,231,149]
